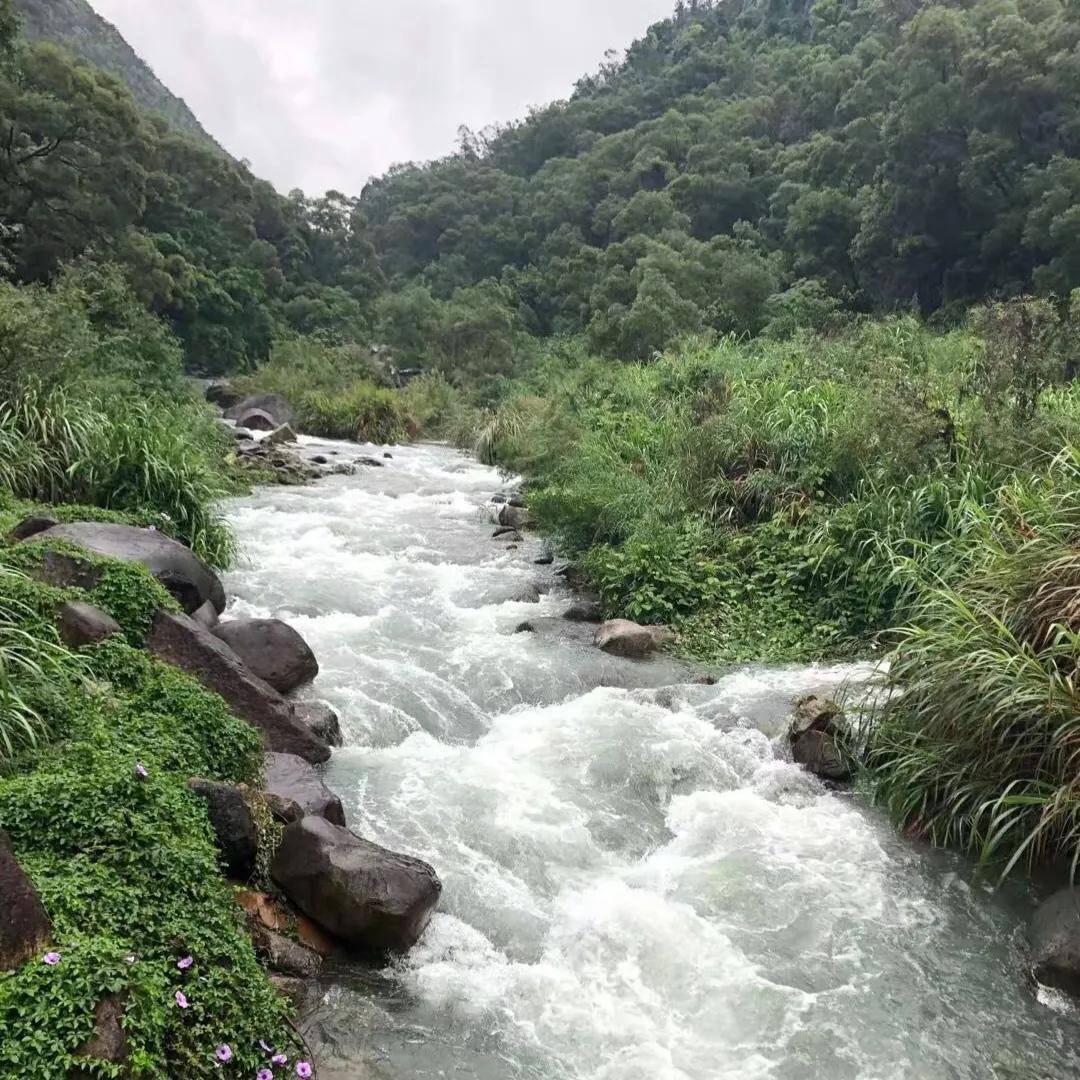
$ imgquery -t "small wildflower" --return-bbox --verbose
[257,1071,274,1080]
[296,1064,312,1079]
[272,1054,287,1066]
[177,955,194,970]
[134,762,149,780]
[43,952,61,966]
[215,1044,233,1063]
[125,954,137,964]
[259,1040,273,1053]
[174,990,188,1009]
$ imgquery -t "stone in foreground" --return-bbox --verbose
[1030,889,1080,997]
[187,778,258,880]
[29,522,226,614]
[263,752,346,826]
[70,995,129,1076]
[0,830,52,971]
[272,816,441,956]
[212,618,319,694]
[148,612,330,764]
[293,701,343,747]
[594,619,674,658]
[788,695,852,782]
[57,601,122,648]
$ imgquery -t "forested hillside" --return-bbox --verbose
[11,0,213,144]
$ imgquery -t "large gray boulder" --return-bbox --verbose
[212,619,319,694]
[497,504,529,530]
[147,612,330,764]
[225,393,294,428]
[788,695,852,783]
[263,752,346,827]
[1030,889,1080,996]
[57,601,122,648]
[186,778,258,880]
[272,816,441,956]
[0,830,53,971]
[293,701,343,747]
[594,619,674,659]
[27,522,225,614]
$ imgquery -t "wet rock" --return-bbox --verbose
[311,455,329,465]
[236,889,336,957]
[693,675,718,686]
[594,619,674,659]
[28,522,226,614]
[497,504,528,530]
[492,526,519,539]
[492,494,507,505]
[358,456,386,468]
[263,752,346,827]
[70,995,129,1075]
[383,452,393,459]
[293,701,343,747]
[212,618,319,694]
[1030,889,1080,996]
[7,514,59,543]
[0,829,52,971]
[27,549,103,593]
[515,621,535,634]
[57,601,122,648]
[252,925,323,978]
[508,495,526,508]
[788,695,852,782]
[514,583,541,604]
[264,423,298,447]
[225,393,294,428]
[186,778,258,880]
[239,408,277,431]
[147,612,331,764]
[564,601,603,623]
[272,816,442,956]
[534,542,555,566]
[493,530,524,544]
[191,599,219,630]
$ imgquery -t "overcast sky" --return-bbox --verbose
[88,0,676,196]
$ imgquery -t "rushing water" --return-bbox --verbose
[223,440,1080,1080]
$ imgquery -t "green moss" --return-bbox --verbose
[0,636,294,1078]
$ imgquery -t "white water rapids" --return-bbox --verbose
[222,440,1080,1080]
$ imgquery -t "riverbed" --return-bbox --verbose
[222,439,1080,1080]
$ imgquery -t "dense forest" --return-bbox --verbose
[2,0,1080,1073]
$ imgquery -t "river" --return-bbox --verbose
[222,439,1080,1080]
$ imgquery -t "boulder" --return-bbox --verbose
[594,619,674,659]
[293,701,343,748]
[225,393,295,427]
[493,530,524,544]
[205,381,241,409]
[6,514,59,543]
[212,618,319,694]
[57,601,122,648]
[564,601,603,623]
[272,816,441,956]
[358,456,386,468]
[788,695,852,782]
[1030,889,1080,996]
[191,600,219,629]
[0,830,52,971]
[236,888,336,957]
[28,523,225,615]
[28,549,103,593]
[237,408,276,432]
[268,974,311,1010]
[492,526,519,539]
[186,779,258,880]
[515,621,535,634]
[497,504,528,530]
[263,752,346,827]
[70,995,129,1076]
[264,423,298,447]
[147,612,330,764]
[534,542,555,566]
[513,583,541,604]
[383,452,393,459]
[252,925,323,978]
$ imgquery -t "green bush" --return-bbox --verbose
[0,636,296,1078]
[296,383,407,443]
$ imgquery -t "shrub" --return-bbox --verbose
[296,383,406,443]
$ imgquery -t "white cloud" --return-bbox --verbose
[88,0,677,195]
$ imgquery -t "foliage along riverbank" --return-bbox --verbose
[402,299,1080,880]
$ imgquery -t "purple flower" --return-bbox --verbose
[296,1063,312,1079]
[257,1071,274,1080]
[174,990,188,1009]
[177,955,194,970]
[134,762,149,780]
[271,1054,287,1066]
[215,1044,233,1063]
[43,952,61,966]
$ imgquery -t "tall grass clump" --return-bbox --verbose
[866,449,1080,877]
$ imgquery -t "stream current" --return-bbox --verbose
[222,439,1080,1080]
